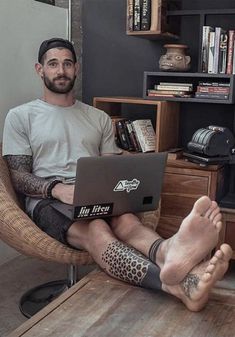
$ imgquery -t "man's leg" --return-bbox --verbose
[110,196,222,285]
[66,219,232,312]
[66,218,163,291]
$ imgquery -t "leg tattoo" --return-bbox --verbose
[181,273,200,298]
[102,241,162,291]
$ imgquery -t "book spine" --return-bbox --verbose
[196,86,230,94]
[148,89,188,95]
[132,120,156,152]
[219,32,228,74]
[154,85,192,91]
[127,0,134,32]
[150,0,158,31]
[198,81,230,87]
[115,120,130,150]
[226,30,235,74]
[213,27,222,74]
[195,92,229,100]
[133,0,141,31]
[208,31,215,73]
[141,0,151,30]
[125,120,141,151]
[201,26,213,73]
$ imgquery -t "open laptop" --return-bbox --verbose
[52,152,167,220]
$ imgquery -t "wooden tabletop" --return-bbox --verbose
[7,270,235,337]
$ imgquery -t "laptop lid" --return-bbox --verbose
[71,152,167,219]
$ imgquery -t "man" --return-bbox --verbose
[2,38,232,312]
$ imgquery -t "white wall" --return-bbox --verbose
[0,0,68,265]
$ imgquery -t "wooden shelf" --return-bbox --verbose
[143,72,235,104]
[126,30,178,40]
[93,96,180,153]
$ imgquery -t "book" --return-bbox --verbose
[133,0,141,31]
[226,30,235,74]
[201,26,214,73]
[154,84,193,91]
[131,119,156,152]
[208,31,215,73]
[148,89,189,95]
[115,119,131,150]
[213,27,225,74]
[125,120,142,151]
[127,0,134,31]
[218,32,228,74]
[198,81,230,87]
[196,85,230,94]
[159,81,193,87]
[150,0,167,32]
[167,148,183,160]
[195,92,229,100]
[141,0,151,30]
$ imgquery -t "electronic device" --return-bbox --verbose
[51,152,167,220]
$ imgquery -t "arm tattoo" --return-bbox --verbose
[5,155,49,198]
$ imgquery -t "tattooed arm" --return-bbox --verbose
[5,155,49,198]
[5,155,75,203]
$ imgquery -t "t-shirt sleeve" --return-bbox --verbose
[2,109,32,156]
[99,114,122,155]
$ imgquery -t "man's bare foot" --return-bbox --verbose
[162,244,232,312]
[157,196,222,285]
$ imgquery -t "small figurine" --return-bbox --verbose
[159,44,191,72]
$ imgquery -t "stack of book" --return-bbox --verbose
[201,25,235,74]
[195,81,230,100]
[147,82,193,98]
[113,117,156,153]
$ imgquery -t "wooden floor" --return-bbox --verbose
[8,265,235,337]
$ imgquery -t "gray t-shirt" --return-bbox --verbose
[3,99,121,215]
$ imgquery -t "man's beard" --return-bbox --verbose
[43,74,76,94]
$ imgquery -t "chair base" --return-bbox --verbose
[19,280,68,318]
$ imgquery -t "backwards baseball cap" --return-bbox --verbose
[38,37,77,63]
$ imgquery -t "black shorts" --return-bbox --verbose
[33,199,74,245]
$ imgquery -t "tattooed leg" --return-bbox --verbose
[162,244,232,312]
[102,241,162,290]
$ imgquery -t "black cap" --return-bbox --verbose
[38,38,77,63]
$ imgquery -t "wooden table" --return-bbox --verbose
[7,270,235,337]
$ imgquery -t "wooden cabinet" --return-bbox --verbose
[219,208,235,259]
[157,159,226,238]
[93,96,180,152]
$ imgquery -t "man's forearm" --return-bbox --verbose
[5,155,49,198]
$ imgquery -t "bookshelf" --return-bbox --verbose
[93,96,179,152]
[143,71,235,104]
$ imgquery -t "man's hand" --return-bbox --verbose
[51,183,75,204]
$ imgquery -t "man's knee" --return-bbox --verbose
[110,213,142,237]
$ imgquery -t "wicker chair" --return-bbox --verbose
[0,145,94,317]
[0,144,160,317]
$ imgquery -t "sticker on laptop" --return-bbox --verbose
[74,203,113,218]
[113,179,140,193]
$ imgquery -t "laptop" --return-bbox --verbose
[52,152,167,220]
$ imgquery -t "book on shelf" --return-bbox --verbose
[208,31,215,73]
[133,0,141,31]
[132,119,156,152]
[115,119,132,151]
[127,0,134,31]
[154,84,193,91]
[195,92,229,100]
[150,0,167,32]
[198,81,230,87]
[124,120,142,152]
[213,27,226,74]
[226,30,235,74]
[218,31,228,74]
[196,85,230,94]
[141,0,151,31]
[201,26,214,73]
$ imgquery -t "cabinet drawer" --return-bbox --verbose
[157,216,182,238]
[161,195,198,218]
[162,173,209,195]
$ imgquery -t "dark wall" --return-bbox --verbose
[82,0,235,148]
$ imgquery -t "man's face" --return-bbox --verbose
[38,48,78,94]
